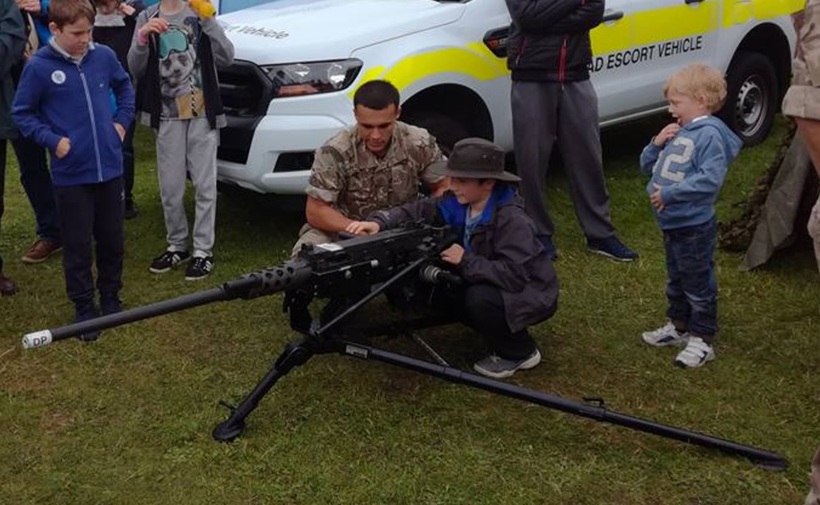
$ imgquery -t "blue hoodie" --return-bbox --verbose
[639,116,742,230]
[11,42,135,187]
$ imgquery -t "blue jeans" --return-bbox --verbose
[11,136,61,244]
[663,217,717,338]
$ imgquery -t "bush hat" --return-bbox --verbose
[430,138,520,182]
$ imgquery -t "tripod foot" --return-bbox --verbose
[212,417,245,442]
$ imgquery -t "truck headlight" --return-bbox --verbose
[261,59,362,98]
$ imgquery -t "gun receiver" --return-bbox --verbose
[20,222,788,470]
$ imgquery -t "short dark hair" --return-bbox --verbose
[353,80,400,110]
[50,0,96,28]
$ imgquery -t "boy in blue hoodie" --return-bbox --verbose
[639,63,742,368]
[347,138,559,379]
[12,0,135,341]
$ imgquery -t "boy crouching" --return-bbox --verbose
[347,138,558,378]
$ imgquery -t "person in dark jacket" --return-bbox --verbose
[12,0,63,264]
[0,0,26,295]
[12,0,135,340]
[93,0,145,219]
[505,0,638,262]
[347,138,559,379]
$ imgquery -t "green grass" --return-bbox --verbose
[1,117,818,504]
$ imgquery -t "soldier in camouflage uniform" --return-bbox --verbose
[291,80,448,256]
[783,0,820,275]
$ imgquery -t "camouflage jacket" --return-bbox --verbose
[305,121,445,220]
[794,0,820,86]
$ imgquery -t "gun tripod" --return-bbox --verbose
[212,261,789,471]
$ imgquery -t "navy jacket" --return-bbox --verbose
[369,186,559,333]
[12,42,135,186]
[505,0,604,82]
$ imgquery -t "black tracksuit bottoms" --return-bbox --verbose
[52,176,124,308]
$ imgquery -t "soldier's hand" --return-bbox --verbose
[345,221,380,235]
[55,137,71,159]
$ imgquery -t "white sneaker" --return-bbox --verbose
[641,322,689,347]
[674,337,715,368]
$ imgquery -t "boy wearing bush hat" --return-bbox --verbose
[347,138,559,378]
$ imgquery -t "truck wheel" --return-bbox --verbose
[403,111,470,155]
[718,51,778,146]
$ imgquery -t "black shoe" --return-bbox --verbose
[587,235,638,262]
[75,304,101,342]
[185,256,214,281]
[538,235,558,261]
[100,293,123,316]
[149,250,191,274]
[124,200,138,220]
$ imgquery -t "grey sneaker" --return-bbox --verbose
[473,349,541,379]
[642,322,689,347]
[149,250,191,274]
[674,337,715,368]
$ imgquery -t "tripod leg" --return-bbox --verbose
[212,339,314,442]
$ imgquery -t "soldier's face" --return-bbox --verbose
[354,104,400,156]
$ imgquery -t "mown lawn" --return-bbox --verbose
[0,117,817,504]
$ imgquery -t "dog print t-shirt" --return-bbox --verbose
[157,7,205,120]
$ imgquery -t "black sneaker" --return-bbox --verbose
[149,250,191,274]
[587,235,639,262]
[185,256,214,281]
[538,235,558,261]
[100,293,123,316]
[75,304,101,343]
[124,199,138,220]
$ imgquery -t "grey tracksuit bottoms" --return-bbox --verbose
[511,79,615,241]
[156,118,217,257]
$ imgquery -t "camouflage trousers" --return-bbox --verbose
[784,2,820,119]
[810,195,820,276]
[290,223,335,259]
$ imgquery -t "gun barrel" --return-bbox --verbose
[23,261,313,349]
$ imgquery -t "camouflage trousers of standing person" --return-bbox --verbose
[810,195,820,275]
[783,1,820,120]
[784,0,820,277]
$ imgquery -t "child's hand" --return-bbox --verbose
[653,123,680,146]
[55,137,71,159]
[114,123,126,141]
[139,17,170,39]
[190,0,216,18]
[650,184,665,212]
[119,2,136,16]
[345,221,379,235]
[440,244,464,265]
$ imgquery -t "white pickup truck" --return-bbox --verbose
[213,0,800,195]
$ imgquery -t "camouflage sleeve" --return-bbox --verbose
[305,145,346,203]
[417,133,447,187]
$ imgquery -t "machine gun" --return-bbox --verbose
[22,222,788,470]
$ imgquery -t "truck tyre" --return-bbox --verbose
[403,111,470,155]
[718,51,778,146]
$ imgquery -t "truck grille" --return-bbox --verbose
[217,60,273,164]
